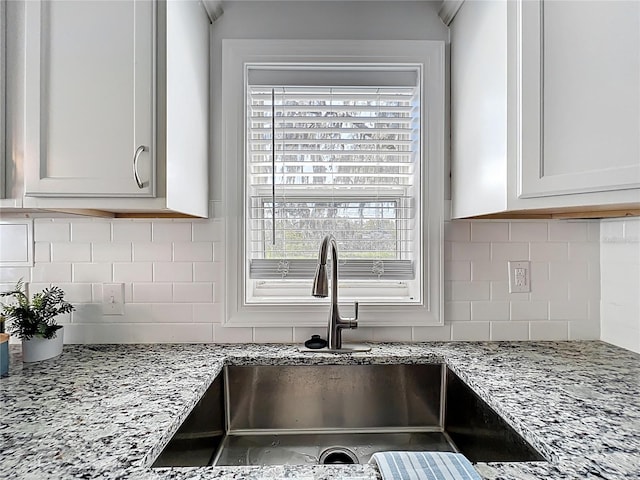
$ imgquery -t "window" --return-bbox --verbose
[222,40,444,327]
[246,78,421,304]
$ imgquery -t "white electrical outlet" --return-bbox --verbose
[102,283,125,315]
[508,261,531,293]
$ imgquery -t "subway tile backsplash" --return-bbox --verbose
[0,216,607,344]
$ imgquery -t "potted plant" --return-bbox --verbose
[0,280,74,362]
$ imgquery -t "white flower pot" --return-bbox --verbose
[22,327,64,363]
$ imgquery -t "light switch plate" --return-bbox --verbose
[508,261,531,293]
[102,283,125,315]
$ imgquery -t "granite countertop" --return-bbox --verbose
[0,341,638,479]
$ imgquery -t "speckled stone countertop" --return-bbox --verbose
[0,341,638,480]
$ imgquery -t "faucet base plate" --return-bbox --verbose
[298,343,371,353]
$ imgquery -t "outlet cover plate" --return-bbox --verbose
[102,283,125,315]
[508,261,531,293]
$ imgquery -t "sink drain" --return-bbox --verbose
[319,447,359,465]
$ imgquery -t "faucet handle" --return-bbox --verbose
[343,301,358,328]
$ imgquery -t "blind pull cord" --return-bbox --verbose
[271,87,276,246]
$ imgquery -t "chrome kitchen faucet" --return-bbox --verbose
[312,234,358,350]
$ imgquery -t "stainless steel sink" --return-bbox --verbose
[152,364,545,467]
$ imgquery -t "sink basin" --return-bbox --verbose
[152,363,545,467]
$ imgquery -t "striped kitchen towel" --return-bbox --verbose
[369,451,482,480]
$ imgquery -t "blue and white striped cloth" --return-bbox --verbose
[369,451,482,480]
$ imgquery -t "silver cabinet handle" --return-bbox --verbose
[133,145,147,189]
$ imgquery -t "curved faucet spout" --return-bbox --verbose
[311,234,358,350]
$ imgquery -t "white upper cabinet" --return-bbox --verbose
[17,0,209,217]
[451,0,640,218]
[24,0,154,197]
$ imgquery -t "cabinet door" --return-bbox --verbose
[519,0,640,198]
[24,0,155,197]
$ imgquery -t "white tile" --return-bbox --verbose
[568,243,599,262]
[471,261,508,281]
[69,303,104,324]
[56,283,93,303]
[151,303,193,323]
[34,243,51,263]
[549,300,589,321]
[587,221,600,242]
[451,281,490,301]
[600,219,625,243]
[412,325,452,341]
[112,222,151,242]
[450,242,490,261]
[444,301,471,322]
[530,280,569,302]
[529,321,568,341]
[34,221,70,242]
[27,283,51,295]
[471,222,509,242]
[193,303,221,323]
[173,242,213,262]
[214,325,253,343]
[444,221,470,242]
[623,218,640,242]
[490,281,529,301]
[569,318,600,340]
[491,243,529,262]
[490,322,529,341]
[31,263,72,282]
[132,243,171,262]
[152,222,192,242]
[133,283,173,303]
[530,262,549,282]
[510,222,548,242]
[64,323,213,344]
[71,222,111,242]
[113,263,152,282]
[444,241,452,261]
[0,267,32,283]
[340,327,374,342]
[173,283,213,303]
[193,219,223,241]
[471,301,509,321]
[451,321,490,341]
[549,262,589,282]
[194,262,220,282]
[254,327,294,343]
[73,263,112,283]
[445,261,471,281]
[153,262,193,282]
[92,243,132,263]
[530,242,568,262]
[548,221,588,242]
[52,243,91,262]
[510,301,548,321]
[372,327,413,342]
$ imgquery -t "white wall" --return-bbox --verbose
[600,218,640,354]
[0,216,601,344]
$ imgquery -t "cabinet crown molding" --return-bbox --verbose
[438,0,464,26]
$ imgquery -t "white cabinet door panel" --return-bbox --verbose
[24,0,154,197]
[520,0,640,198]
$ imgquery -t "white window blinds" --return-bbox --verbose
[246,70,422,286]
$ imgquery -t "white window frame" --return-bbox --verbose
[222,39,444,327]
